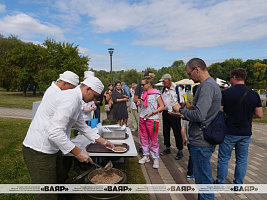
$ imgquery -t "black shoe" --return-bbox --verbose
[160,149,171,156]
[175,150,183,160]
[138,147,143,152]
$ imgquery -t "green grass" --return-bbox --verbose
[0,89,42,109]
[0,117,149,200]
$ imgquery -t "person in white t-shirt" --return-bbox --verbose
[138,74,165,169]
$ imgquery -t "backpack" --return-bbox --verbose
[162,85,181,103]
[202,88,250,145]
[201,111,226,145]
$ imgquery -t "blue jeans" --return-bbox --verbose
[187,144,194,176]
[190,145,215,200]
[216,134,251,184]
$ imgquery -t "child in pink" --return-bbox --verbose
[138,74,165,169]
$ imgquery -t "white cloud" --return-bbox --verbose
[53,0,267,50]
[0,13,65,40]
[0,3,5,13]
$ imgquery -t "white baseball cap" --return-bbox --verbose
[81,76,104,95]
[57,71,79,86]
[84,71,95,78]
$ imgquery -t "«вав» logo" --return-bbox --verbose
[168,186,195,191]
[230,186,258,192]
[41,186,69,192]
[104,186,132,192]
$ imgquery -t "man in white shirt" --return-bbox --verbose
[159,74,184,160]
[23,76,114,200]
[42,71,79,101]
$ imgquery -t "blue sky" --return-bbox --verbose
[0,0,267,72]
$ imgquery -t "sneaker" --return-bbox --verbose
[160,149,171,156]
[138,156,150,164]
[175,150,183,160]
[186,174,194,179]
[153,159,159,169]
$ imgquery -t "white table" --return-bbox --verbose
[67,127,137,157]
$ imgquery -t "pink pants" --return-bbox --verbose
[139,117,159,159]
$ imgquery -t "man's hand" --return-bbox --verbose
[75,150,91,163]
[137,100,141,106]
[172,103,181,112]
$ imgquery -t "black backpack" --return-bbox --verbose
[201,88,250,145]
[162,85,181,103]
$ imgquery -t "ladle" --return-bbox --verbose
[86,159,113,171]
[70,160,113,183]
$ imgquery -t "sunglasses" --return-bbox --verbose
[141,83,146,87]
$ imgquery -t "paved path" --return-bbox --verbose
[1,107,267,200]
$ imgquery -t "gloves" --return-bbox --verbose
[75,150,92,163]
[103,140,115,150]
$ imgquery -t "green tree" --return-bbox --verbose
[254,62,267,84]
[0,34,25,91]
[36,39,90,91]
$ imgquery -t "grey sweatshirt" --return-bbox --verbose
[180,77,221,147]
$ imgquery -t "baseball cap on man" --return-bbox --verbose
[159,74,172,82]
[81,76,104,95]
[84,71,95,78]
[57,71,79,86]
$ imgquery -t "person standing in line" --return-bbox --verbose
[42,71,79,101]
[138,74,165,169]
[104,83,114,119]
[134,71,154,152]
[173,58,221,200]
[23,77,114,200]
[121,82,131,100]
[180,86,198,180]
[130,83,138,131]
[214,68,263,185]
[111,81,129,125]
[160,74,184,160]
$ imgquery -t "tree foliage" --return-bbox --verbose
[0,35,266,96]
[0,36,89,95]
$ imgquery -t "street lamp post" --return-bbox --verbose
[108,48,114,84]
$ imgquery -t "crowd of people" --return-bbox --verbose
[22,57,264,200]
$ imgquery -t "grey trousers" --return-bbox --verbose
[23,145,64,200]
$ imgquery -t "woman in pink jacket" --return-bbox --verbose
[138,74,165,169]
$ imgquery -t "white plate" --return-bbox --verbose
[111,146,127,153]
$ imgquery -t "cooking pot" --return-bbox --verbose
[86,168,127,200]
